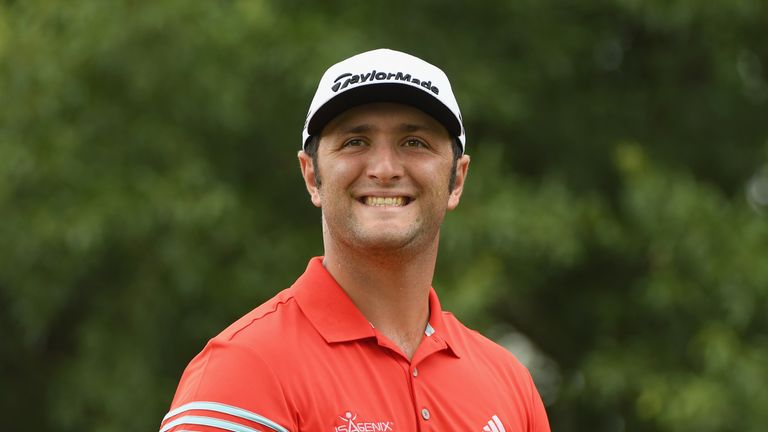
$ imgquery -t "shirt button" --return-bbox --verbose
[412,367,419,377]
[421,408,430,420]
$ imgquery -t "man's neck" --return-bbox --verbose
[322,242,438,361]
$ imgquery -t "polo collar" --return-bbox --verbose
[292,257,462,358]
[293,257,374,342]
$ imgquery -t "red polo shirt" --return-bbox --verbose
[161,257,550,432]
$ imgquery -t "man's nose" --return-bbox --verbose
[366,144,404,183]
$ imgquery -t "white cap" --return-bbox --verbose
[302,49,465,153]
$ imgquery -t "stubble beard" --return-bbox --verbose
[314,153,456,259]
[321,199,446,259]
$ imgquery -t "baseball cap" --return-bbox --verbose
[302,48,466,153]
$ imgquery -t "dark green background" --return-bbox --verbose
[2,1,767,431]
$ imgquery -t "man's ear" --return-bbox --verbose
[298,150,322,208]
[447,154,470,210]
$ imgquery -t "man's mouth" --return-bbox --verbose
[361,196,411,207]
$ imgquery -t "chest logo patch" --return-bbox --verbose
[482,414,506,432]
[334,411,394,432]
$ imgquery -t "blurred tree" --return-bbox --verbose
[1,0,766,431]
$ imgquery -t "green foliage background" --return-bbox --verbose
[1,1,767,431]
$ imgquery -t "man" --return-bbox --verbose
[160,49,550,432]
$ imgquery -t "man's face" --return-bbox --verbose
[299,102,470,254]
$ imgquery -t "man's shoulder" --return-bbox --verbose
[214,286,306,346]
[440,311,531,375]
[164,287,306,431]
[167,286,314,404]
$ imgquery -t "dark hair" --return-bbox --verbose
[304,137,463,191]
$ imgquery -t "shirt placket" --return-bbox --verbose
[406,332,449,432]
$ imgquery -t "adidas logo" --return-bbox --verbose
[482,414,506,432]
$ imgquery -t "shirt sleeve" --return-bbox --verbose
[527,371,551,432]
[159,339,296,432]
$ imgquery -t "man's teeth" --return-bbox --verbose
[364,196,407,207]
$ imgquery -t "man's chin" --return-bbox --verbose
[356,233,415,250]
[345,227,422,251]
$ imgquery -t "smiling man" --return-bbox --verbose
[160,49,551,432]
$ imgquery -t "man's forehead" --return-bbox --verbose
[336,122,442,135]
[322,103,449,137]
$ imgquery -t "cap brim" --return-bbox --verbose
[306,83,461,138]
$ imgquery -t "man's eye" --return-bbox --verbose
[404,139,428,148]
[343,139,365,147]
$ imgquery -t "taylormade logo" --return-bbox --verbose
[332,71,439,95]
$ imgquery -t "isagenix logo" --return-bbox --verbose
[332,71,440,95]
[334,411,394,432]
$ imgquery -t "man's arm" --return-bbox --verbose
[159,340,295,432]
[527,370,551,432]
